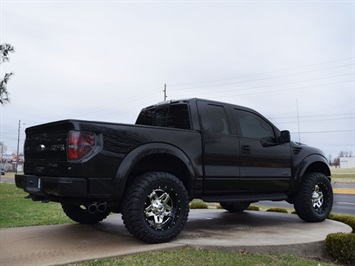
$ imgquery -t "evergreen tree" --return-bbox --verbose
[0,43,15,104]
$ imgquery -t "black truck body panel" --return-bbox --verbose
[16,98,330,206]
[18,120,202,202]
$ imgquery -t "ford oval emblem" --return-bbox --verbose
[37,144,46,151]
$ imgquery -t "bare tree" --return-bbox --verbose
[0,43,15,104]
[332,157,340,168]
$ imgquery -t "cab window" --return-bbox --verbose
[206,104,230,135]
[136,104,191,130]
[234,109,275,141]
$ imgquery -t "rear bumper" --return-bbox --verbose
[15,174,87,197]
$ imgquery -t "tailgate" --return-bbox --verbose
[24,120,74,176]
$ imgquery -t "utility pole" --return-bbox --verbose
[296,99,301,143]
[16,120,20,173]
[163,83,167,101]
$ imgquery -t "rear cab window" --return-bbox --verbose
[136,104,191,130]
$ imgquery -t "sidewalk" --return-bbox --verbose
[0,210,352,266]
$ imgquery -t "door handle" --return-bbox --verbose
[241,145,251,153]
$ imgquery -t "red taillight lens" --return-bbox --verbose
[67,131,95,160]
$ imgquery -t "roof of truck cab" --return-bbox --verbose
[141,98,256,113]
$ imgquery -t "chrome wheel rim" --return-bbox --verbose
[144,187,175,230]
[312,184,324,211]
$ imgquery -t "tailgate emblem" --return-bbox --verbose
[37,144,46,151]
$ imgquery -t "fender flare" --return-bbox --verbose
[114,142,196,199]
[290,154,331,191]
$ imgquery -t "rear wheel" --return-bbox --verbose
[121,172,189,243]
[62,204,109,224]
[294,172,333,222]
[219,201,251,212]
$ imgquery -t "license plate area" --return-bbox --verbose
[25,176,41,193]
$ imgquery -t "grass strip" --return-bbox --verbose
[0,183,72,227]
[65,247,335,266]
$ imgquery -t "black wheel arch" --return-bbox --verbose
[289,154,331,194]
[115,143,198,201]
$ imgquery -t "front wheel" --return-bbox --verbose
[121,172,189,243]
[294,172,333,222]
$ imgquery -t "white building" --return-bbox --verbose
[339,157,355,168]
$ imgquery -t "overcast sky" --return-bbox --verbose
[0,0,354,161]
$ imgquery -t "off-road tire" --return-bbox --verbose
[62,204,109,224]
[219,201,251,212]
[294,172,333,222]
[121,172,189,243]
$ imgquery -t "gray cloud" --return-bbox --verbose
[0,1,353,160]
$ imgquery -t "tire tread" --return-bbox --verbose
[121,172,189,243]
[294,172,333,222]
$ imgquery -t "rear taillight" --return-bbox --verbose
[67,131,95,161]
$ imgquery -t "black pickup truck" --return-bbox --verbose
[15,98,333,243]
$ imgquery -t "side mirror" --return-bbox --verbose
[279,130,290,144]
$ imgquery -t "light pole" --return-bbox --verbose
[163,84,167,101]
[16,121,28,173]
[16,120,21,173]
